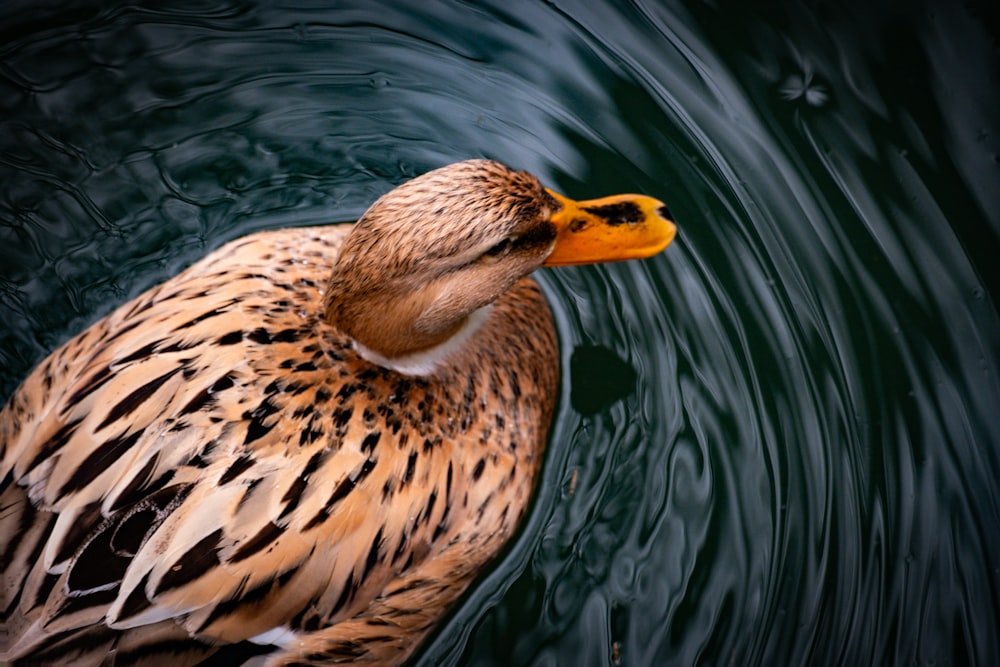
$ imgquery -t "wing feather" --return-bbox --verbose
[0,227,384,655]
[1,223,553,665]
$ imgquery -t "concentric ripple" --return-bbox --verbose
[1,1,997,665]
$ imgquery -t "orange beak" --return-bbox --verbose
[542,188,676,266]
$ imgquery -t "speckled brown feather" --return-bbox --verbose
[0,163,559,665]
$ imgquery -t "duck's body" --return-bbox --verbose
[0,160,674,665]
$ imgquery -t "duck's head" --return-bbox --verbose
[324,159,675,375]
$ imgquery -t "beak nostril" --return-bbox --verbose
[657,205,674,221]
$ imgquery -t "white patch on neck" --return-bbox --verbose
[354,306,492,376]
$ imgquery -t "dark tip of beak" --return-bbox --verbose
[657,205,674,221]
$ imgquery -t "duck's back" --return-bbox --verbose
[0,225,557,665]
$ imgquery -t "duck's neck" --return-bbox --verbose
[323,280,492,377]
[350,305,492,376]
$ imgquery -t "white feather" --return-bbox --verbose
[353,306,492,376]
[248,625,300,647]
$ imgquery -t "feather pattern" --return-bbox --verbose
[1,159,674,665]
[2,225,555,664]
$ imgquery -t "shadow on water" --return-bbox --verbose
[1,1,997,665]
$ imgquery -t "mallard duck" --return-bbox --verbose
[0,159,675,665]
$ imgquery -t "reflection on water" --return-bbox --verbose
[1,1,997,665]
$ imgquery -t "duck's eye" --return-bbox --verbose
[483,237,513,258]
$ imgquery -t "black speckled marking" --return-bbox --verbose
[271,328,303,343]
[243,395,282,445]
[155,528,223,595]
[59,429,144,496]
[103,315,144,344]
[471,458,486,482]
[179,373,236,417]
[304,458,377,530]
[178,387,213,417]
[219,454,255,485]
[329,571,358,618]
[292,403,314,419]
[114,341,162,367]
[421,490,438,526]
[173,307,229,331]
[509,372,521,399]
[361,527,383,581]
[96,367,182,432]
[116,572,153,621]
[235,478,265,513]
[337,384,358,401]
[289,597,325,632]
[403,451,417,486]
[279,450,325,519]
[229,521,283,563]
[247,328,272,344]
[197,568,299,635]
[391,528,410,566]
[361,431,381,454]
[333,406,352,429]
[24,417,83,473]
[217,330,243,345]
[48,500,102,565]
[298,424,323,446]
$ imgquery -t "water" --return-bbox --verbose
[2,1,998,665]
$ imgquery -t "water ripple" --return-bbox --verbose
[1,1,997,665]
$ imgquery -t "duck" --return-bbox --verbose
[0,159,675,666]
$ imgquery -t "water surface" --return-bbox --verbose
[1,1,997,665]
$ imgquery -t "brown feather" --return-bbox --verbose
[1,161,559,666]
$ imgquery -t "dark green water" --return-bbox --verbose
[2,1,998,665]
